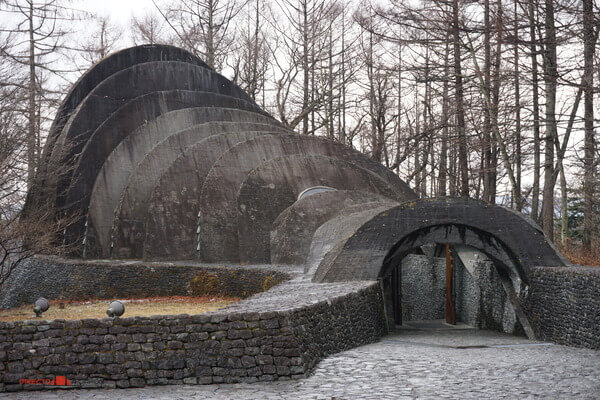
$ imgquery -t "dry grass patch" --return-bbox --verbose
[0,296,239,322]
[557,240,600,267]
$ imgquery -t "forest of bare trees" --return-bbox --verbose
[1,0,599,267]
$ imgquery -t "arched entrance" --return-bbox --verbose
[309,198,568,338]
[379,224,532,336]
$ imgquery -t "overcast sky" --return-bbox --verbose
[78,0,155,25]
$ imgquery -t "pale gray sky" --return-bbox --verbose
[78,0,155,25]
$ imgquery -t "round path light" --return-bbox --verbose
[106,300,125,317]
[33,298,49,318]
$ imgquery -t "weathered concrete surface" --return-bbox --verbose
[62,91,269,245]
[143,131,287,260]
[87,109,280,257]
[111,128,283,259]
[313,198,568,283]
[67,90,265,204]
[44,61,261,218]
[3,329,598,399]
[25,45,207,216]
[237,155,401,263]
[306,205,397,278]
[271,190,396,265]
[199,134,414,262]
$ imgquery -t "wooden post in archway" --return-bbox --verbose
[445,243,456,324]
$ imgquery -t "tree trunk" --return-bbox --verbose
[489,0,503,205]
[528,0,541,221]
[483,0,492,203]
[340,9,347,144]
[541,0,557,241]
[206,0,215,68]
[452,0,469,197]
[439,39,450,197]
[513,0,522,211]
[582,0,595,250]
[559,162,568,244]
[27,0,36,190]
[395,43,402,174]
[302,2,309,135]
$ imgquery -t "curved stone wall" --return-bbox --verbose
[1,257,597,394]
[0,257,290,308]
[526,266,600,349]
[111,129,280,259]
[51,62,262,211]
[198,134,413,262]
[0,258,385,392]
[87,112,284,257]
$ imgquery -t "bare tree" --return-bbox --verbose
[131,10,168,45]
[581,0,596,250]
[80,14,122,65]
[0,0,79,189]
[0,38,77,291]
[451,0,469,197]
[152,0,247,71]
[268,0,342,134]
[229,0,270,103]
[526,0,542,221]
[540,0,558,241]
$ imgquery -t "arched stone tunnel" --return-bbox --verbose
[273,196,567,336]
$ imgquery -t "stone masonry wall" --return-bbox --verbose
[0,256,290,308]
[526,266,600,349]
[0,280,386,392]
[398,254,520,335]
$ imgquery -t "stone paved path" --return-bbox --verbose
[4,327,599,399]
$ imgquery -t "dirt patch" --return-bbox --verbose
[557,240,600,267]
[0,296,239,322]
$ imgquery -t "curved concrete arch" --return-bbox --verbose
[237,154,402,263]
[45,61,263,211]
[110,126,286,259]
[48,45,207,154]
[312,198,568,283]
[87,109,281,257]
[26,45,206,215]
[71,91,265,197]
[271,190,398,266]
[307,204,397,279]
[62,91,269,244]
[199,134,415,262]
[143,131,287,260]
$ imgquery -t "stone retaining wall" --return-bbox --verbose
[0,280,386,392]
[0,257,290,308]
[527,266,600,349]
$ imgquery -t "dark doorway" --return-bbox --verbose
[387,243,458,327]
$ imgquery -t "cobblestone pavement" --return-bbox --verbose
[5,327,600,399]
